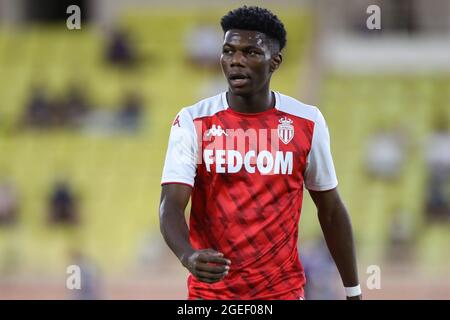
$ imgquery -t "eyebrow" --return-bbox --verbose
[222,43,264,51]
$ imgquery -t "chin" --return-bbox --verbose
[228,86,253,96]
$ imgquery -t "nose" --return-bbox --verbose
[230,50,245,67]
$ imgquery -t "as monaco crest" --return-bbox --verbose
[278,117,294,144]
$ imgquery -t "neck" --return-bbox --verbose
[227,88,274,114]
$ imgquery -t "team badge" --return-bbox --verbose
[278,117,294,144]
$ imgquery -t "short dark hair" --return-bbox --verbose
[220,6,287,52]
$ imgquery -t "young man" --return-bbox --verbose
[159,6,361,300]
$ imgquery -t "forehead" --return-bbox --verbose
[223,29,269,49]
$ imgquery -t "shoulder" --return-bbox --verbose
[171,93,226,132]
[276,92,322,123]
[181,92,227,121]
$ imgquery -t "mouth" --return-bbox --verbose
[228,73,250,88]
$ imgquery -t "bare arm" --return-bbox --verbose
[159,184,193,263]
[159,184,231,283]
[309,187,361,299]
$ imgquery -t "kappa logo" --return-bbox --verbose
[278,117,294,144]
[172,115,180,127]
[206,124,228,137]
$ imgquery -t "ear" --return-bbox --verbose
[270,52,282,73]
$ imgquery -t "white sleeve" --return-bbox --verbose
[304,109,338,191]
[161,108,198,187]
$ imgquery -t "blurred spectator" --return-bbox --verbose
[49,96,67,127]
[69,249,102,300]
[0,180,19,225]
[82,92,144,136]
[48,181,79,225]
[365,127,409,179]
[300,237,341,300]
[106,29,136,67]
[425,119,450,177]
[425,176,450,222]
[63,84,91,128]
[22,86,52,128]
[185,24,222,70]
[424,118,450,222]
[22,84,92,130]
[116,92,143,133]
[386,208,415,263]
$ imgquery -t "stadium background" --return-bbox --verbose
[0,0,449,299]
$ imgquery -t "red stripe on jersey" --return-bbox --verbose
[161,181,193,188]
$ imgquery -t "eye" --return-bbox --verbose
[222,48,233,55]
[247,50,260,56]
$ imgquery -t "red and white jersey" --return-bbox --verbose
[161,91,338,300]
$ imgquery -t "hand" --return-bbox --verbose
[182,249,231,284]
[346,294,362,300]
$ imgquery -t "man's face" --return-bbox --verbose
[220,29,281,96]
